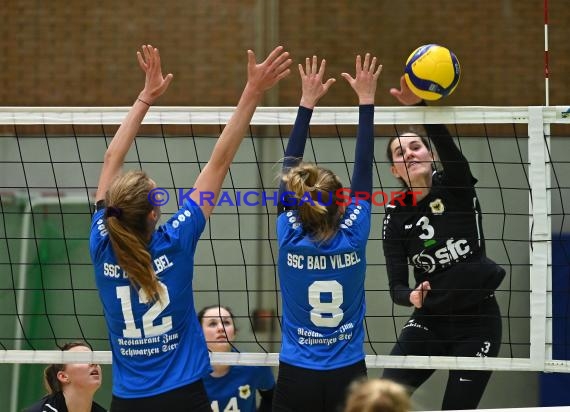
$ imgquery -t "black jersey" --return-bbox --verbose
[382,124,505,313]
[24,392,106,412]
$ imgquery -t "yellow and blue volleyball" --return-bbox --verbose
[404,44,460,101]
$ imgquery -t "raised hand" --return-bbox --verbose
[341,53,382,105]
[246,46,292,95]
[410,280,431,308]
[390,74,423,106]
[136,45,174,105]
[299,56,336,109]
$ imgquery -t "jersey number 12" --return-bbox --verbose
[116,282,173,338]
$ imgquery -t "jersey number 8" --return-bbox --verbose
[308,280,344,327]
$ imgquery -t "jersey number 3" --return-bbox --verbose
[308,280,344,327]
[416,216,435,240]
[116,282,173,338]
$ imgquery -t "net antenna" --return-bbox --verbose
[544,0,550,106]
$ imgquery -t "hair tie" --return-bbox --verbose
[106,206,123,219]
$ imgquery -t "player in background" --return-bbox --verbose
[344,378,410,412]
[381,75,505,410]
[198,305,275,412]
[90,44,291,411]
[273,54,381,412]
[24,342,105,412]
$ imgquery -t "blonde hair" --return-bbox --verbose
[282,163,343,243]
[344,379,411,412]
[105,170,162,302]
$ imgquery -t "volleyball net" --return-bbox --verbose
[0,105,569,375]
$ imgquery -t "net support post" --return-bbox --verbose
[528,106,550,371]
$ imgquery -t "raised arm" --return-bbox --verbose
[278,56,335,203]
[95,45,173,203]
[191,46,292,219]
[391,75,474,186]
[341,54,382,195]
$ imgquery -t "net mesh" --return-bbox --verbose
[0,105,569,375]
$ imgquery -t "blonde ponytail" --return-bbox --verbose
[282,163,343,242]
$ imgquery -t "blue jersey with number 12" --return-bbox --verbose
[89,199,211,398]
[277,199,371,370]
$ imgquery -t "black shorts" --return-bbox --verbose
[383,294,502,410]
[110,379,211,412]
[273,359,367,412]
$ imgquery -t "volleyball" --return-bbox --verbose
[404,44,461,101]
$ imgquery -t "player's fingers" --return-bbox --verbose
[247,50,256,68]
[163,73,174,88]
[374,64,383,78]
[274,68,291,82]
[363,53,371,71]
[298,63,306,78]
[311,55,318,75]
[274,58,293,76]
[137,51,147,71]
[355,54,362,74]
[263,45,284,65]
[268,49,289,70]
[323,78,336,91]
[368,56,376,73]
[341,73,354,84]
[318,58,327,77]
[390,88,401,97]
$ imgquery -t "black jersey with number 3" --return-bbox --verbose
[382,123,505,313]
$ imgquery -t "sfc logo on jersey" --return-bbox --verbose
[429,198,445,215]
[238,384,251,399]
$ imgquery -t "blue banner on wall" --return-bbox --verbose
[540,234,570,406]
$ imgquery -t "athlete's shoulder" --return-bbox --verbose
[277,209,303,245]
[155,199,207,250]
[23,393,66,412]
[89,210,111,263]
[163,198,205,230]
[339,200,369,229]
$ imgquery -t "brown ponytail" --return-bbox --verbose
[105,170,162,302]
[282,163,343,243]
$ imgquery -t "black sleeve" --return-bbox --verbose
[350,104,374,194]
[257,388,274,412]
[417,101,475,186]
[382,213,413,307]
[277,106,313,215]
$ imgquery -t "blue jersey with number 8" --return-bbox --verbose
[277,199,371,370]
[89,198,211,398]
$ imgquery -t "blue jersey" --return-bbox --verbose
[89,199,211,398]
[276,199,371,370]
[203,365,275,412]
